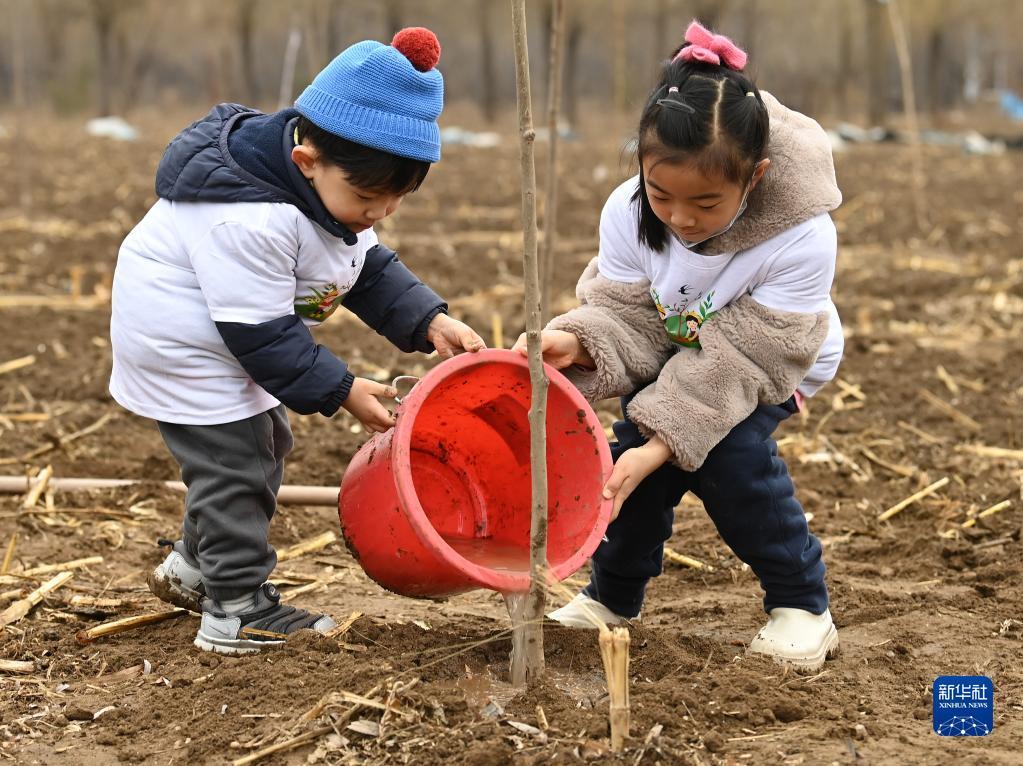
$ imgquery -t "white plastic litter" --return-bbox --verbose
[85,116,139,142]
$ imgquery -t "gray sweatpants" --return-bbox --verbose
[157,405,293,600]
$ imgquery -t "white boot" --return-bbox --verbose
[747,607,839,671]
[547,593,631,629]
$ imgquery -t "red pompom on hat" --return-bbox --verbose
[391,27,441,72]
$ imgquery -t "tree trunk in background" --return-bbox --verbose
[740,0,757,64]
[479,0,498,123]
[237,0,259,105]
[383,0,403,37]
[690,0,727,30]
[91,0,117,115]
[864,0,887,126]
[926,25,945,115]
[654,0,670,62]
[562,6,582,126]
[612,0,627,112]
[835,0,854,116]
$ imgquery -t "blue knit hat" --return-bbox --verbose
[295,28,444,163]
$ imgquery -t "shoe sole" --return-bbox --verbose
[147,570,202,613]
[750,624,840,672]
[194,630,284,655]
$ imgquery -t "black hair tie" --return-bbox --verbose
[656,85,696,114]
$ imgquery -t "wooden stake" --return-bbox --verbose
[75,609,189,644]
[276,532,336,562]
[539,0,565,323]
[877,477,950,521]
[510,0,548,685]
[0,571,73,627]
[599,626,630,751]
[22,465,53,509]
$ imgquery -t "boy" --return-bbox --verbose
[109,28,485,654]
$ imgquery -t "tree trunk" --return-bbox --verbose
[864,0,887,126]
[237,0,259,104]
[509,0,548,686]
[835,0,854,117]
[562,6,583,126]
[540,0,565,324]
[91,0,117,116]
[612,0,626,112]
[479,0,499,122]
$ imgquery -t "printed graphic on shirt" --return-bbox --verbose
[651,288,717,349]
[296,282,343,322]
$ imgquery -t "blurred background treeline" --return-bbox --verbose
[2,0,1021,129]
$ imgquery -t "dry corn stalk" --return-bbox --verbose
[75,609,189,644]
[878,477,950,521]
[599,627,631,751]
[0,571,73,627]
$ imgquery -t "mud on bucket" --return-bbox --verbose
[338,349,613,598]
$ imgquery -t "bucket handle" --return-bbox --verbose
[391,375,420,404]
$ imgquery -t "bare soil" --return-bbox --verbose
[1,117,1021,765]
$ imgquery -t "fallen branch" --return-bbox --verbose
[877,477,950,521]
[959,444,1023,462]
[75,609,190,644]
[0,571,74,627]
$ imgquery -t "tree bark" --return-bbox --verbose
[540,0,565,324]
[510,0,547,686]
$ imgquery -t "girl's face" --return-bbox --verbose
[642,157,769,244]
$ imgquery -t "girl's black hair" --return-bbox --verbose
[296,115,430,195]
[633,35,769,251]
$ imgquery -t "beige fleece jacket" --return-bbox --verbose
[548,93,841,471]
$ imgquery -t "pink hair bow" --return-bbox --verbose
[675,20,747,71]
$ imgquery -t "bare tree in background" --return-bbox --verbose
[561,5,583,125]
[383,0,404,37]
[236,0,260,105]
[479,0,499,122]
[864,0,888,126]
[90,0,118,115]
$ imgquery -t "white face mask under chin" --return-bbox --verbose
[674,177,754,250]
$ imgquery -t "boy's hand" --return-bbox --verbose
[603,437,672,520]
[427,313,487,359]
[511,330,595,370]
[342,377,398,433]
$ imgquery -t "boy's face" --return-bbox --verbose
[291,145,404,233]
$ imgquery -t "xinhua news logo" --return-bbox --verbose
[933,676,994,736]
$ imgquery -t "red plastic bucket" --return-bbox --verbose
[338,349,613,598]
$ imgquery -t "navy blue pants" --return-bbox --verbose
[583,395,828,618]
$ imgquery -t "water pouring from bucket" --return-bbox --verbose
[338,349,613,598]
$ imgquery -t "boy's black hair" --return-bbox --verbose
[633,38,769,251]
[295,115,430,195]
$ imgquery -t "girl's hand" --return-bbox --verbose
[426,314,487,359]
[603,437,672,520]
[510,330,595,370]
[341,377,398,433]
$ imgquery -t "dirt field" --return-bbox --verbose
[1,115,1021,765]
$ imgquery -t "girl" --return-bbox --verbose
[515,21,843,670]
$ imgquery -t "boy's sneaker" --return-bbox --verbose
[194,583,336,655]
[747,607,839,671]
[147,540,205,612]
[547,593,633,628]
